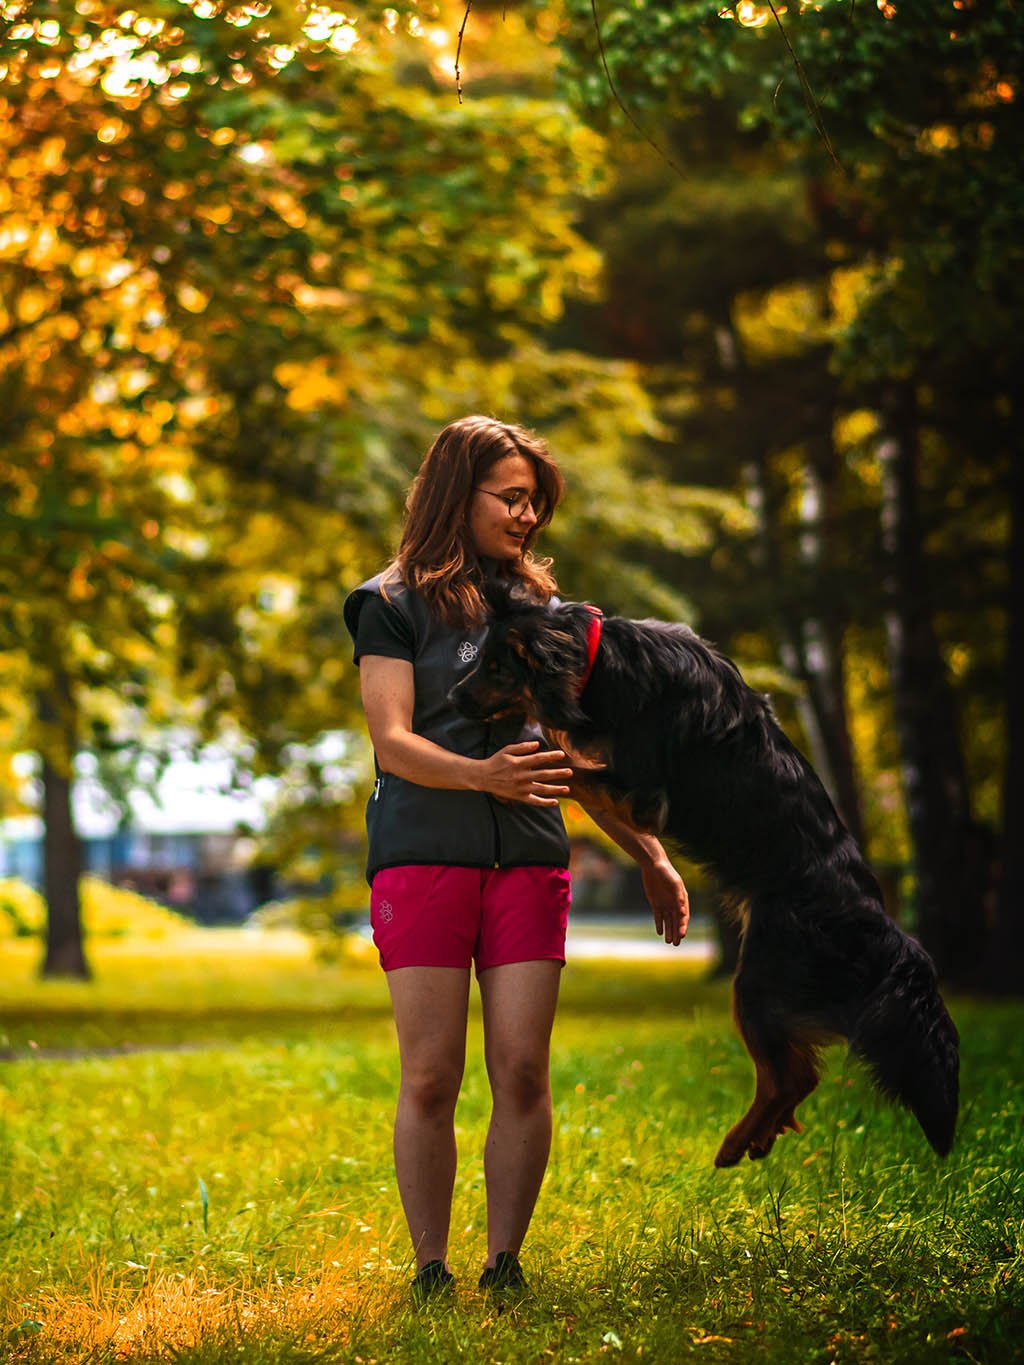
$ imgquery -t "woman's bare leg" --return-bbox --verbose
[478,959,562,1266]
[386,966,471,1269]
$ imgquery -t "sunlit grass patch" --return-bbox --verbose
[0,878,195,941]
[20,1265,388,1360]
[0,929,384,1053]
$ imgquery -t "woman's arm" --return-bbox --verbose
[360,654,573,806]
[580,804,690,946]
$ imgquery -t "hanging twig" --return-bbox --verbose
[587,0,842,176]
[590,0,683,176]
[763,0,843,171]
[452,0,841,171]
[455,0,472,104]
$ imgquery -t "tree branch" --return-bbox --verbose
[590,0,682,176]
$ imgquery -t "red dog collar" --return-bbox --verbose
[577,605,603,697]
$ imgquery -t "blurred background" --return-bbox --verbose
[0,0,1019,989]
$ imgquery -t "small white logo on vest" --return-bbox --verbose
[457,641,479,664]
[378,900,394,923]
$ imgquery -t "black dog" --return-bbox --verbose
[452,588,960,1166]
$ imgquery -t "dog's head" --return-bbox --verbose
[450,581,595,728]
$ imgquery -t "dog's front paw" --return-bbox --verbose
[713,1133,747,1168]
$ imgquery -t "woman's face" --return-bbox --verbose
[467,453,540,561]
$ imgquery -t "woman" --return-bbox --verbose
[343,415,688,1302]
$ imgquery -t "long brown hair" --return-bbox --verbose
[386,415,565,627]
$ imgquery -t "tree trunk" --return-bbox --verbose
[877,382,985,983]
[775,445,866,847]
[38,679,90,980]
[797,435,866,848]
[715,323,865,841]
[973,420,1024,994]
[741,437,864,839]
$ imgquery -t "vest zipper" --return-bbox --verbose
[485,795,502,868]
[485,720,501,867]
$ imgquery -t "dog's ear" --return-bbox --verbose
[482,577,534,618]
[531,627,577,669]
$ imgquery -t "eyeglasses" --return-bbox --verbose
[473,486,544,519]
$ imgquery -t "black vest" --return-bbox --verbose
[343,574,569,882]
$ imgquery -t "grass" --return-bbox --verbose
[1,930,1022,1363]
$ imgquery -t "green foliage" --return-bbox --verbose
[0,937,1021,1362]
[556,0,750,123]
[0,0,620,759]
[557,1,1024,372]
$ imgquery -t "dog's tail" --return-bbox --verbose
[848,942,960,1156]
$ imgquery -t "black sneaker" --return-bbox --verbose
[478,1251,529,1297]
[411,1259,455,1306]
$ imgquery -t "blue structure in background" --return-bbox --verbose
[0,822,277,924]
[0,748,289,923]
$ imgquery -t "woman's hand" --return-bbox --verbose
[641,857,690,945]
[477,740,573,806]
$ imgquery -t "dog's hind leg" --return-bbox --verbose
[714,978,823,1168]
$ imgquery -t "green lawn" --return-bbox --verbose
[1,931,1021,1363]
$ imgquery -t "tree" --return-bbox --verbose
[551,0,1021,988]
[1,0,738,971]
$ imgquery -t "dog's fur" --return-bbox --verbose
[452,589,960,1166]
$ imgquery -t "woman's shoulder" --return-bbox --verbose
[347,569,398,595]
[344,569,435,644]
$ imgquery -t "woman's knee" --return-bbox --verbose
[400,1060,463,1118]
[490,1054,551,1115]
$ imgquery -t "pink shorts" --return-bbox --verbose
[369,865,571,974]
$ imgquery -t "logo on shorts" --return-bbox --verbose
[378,899,394,923]
[457,640,479,664]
